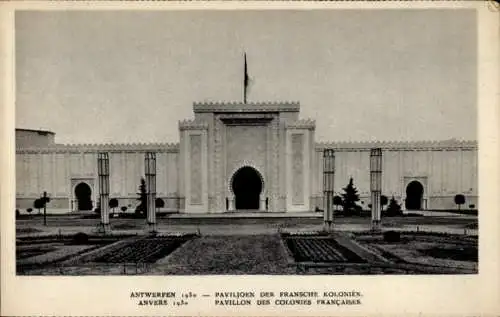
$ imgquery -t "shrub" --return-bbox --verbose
[454,194,466,210]
[469,204,475,209]
[72,232,89,245]
[121,206,128,212]
[383,231,401,243]
[33,198,45,214]
[27,208,33,214]
[155,198,165,209]
[384,196,402,217]
[109,198,119,214]
[333,196,343,210]
[16,209,20,217]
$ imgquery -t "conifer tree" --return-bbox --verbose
[136,177,147,216]
[341,177,360,212]
[385,196,402,216]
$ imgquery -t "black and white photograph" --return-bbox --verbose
[2,1,499,316]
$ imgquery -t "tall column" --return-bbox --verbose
[370,148,383,231]
[145,152,157,232]
[97,152,110,232]
[323,149,335,232]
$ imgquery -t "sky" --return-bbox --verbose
[15,9,477,144]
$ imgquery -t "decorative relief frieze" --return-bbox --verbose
[189,134,202,205]
[285,119,316,130]
[291,134,304,205]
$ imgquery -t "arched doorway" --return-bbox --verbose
[231,166,263,210]
[75,182,93,211]
[405,181,424,210]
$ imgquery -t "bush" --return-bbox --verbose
[121,206,128,212]
[469,204,475,209]
[384,196,402,217]
[454,194,466,210]
[72,232,89,245]
[383,231,401,243]
[16,209,20,217]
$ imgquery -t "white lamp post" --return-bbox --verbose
[323,149,335,233]
[370,148,382,231]
[97,152,110,232]
[145,152,157,233]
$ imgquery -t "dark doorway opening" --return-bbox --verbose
[232,166,263,210]
[405,181,424,210]
[75,182,93,211]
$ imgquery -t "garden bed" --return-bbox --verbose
[16,245,58,260]
[92,236,191,264]
[353,232,478,272]
[283,236,366,263]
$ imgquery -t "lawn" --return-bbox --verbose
[353,232,478,272]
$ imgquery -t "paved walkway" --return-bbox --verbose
[17,222,478,238]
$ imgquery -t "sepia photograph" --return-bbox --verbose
[2,1,499,316]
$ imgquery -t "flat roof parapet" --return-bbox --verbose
[193,101,300,113]
[16,142,180,153]
[315,139,478,151]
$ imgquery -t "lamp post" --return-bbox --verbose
[370,148,383,231]
[145,152,157,233]
[97,152,110,232]
[42,191,50,226]
[323,149,335,233]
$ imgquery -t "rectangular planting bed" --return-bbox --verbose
[283,236,366,263]
[93,236,191,264]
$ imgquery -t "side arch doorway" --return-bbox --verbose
[231,166,263,210]
[405,180,424,210]
[75,182,93,211]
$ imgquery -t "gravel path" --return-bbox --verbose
[150,234,295,275]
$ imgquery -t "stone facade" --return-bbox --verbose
[15,102,478,214]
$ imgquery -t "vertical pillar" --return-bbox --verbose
[145,152,157,233]
[228,195,235,211]
[370,148,382,231]
[97,152,110,232]
[323,149,335,232]
[259,194,266,212]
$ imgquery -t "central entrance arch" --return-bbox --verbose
[405,180,424,210]
[231,166,263,210]
[75,182,93,211]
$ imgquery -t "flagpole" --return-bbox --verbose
[244,52,248,104]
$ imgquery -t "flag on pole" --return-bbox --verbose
[244,52,249,103]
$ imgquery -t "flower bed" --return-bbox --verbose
[284,236,365,263]
[93,237,190,263]
[17,245,58,260]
